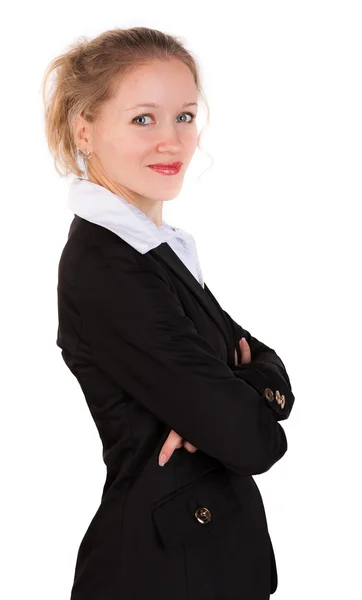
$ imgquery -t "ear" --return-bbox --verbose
[72,112,93,153]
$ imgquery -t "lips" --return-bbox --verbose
[148,162,182,169]
[147,162,182,175]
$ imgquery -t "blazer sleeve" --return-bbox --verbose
[222,309,295,421]
[73,246,289,477]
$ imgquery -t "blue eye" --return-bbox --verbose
[132,112,196,126]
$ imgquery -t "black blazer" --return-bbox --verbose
[56,215,295,600]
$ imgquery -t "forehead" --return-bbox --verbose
[112,59,198,107]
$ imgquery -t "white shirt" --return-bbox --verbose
[67,178,205,288]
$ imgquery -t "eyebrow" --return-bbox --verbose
[126,102,198,111]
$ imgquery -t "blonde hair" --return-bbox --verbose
[41,26,212,179]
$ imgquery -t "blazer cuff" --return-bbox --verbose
[230,361,295,421]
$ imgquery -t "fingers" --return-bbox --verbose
[183,440,198,453]
[234,337,252,365]
[159,429,183,466]
[239,337,251,363]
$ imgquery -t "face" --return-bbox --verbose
[75,58,199,211]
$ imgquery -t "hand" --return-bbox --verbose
[158,337,251,467]
[158,428,197,467]
[234,337,251,365]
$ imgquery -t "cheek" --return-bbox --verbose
[98,135,140,168]
[96,130,122,160]
[117,132,153,164]
[184,127,199,150]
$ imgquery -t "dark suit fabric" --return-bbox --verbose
[56,215,295,600]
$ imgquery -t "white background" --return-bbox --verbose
[1,1,361,598]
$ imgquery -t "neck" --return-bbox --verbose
[87,153,164,227]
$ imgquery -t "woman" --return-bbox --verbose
[42,26,295,600]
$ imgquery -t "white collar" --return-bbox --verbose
[68,177,192,254]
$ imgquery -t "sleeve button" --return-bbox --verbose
[264,388,274,402]
[275,390,282,405]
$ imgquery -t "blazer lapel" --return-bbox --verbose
[151,242,236,366]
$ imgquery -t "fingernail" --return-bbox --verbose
[159,453,167,467]
[240,337,245,342]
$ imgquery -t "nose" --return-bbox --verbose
[155,125,183,151]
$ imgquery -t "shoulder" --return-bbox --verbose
[58,215,170,292]
[57,215,136,289]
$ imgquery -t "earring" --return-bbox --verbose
[84,149,92,160]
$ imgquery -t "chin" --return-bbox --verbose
[147,191,180,202]
[162,184,184,199]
